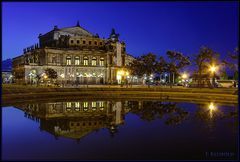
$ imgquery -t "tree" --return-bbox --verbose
[223,47,238,80]
[156,56,167,82]
[45,68,58,83]
[220,70,228,80]
[193,46,220,87]
[166,51,190,88]
[128,53,157,87]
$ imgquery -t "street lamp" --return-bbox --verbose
[181,73,188,87]
[209,65,217,88]
[60,74,65,87]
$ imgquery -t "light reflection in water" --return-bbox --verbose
[208,102,217,119]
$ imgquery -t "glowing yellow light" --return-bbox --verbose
[209,102,215,111]
[182,73,188,79]
[210,65,216,73]
[117,75,122,80]
[44,75,48,79]
[60,74,65,78]
[126,72,129,76]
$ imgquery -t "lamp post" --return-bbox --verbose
[60,74,65,87]
[43,75,48,86]
[181,73,188,87]
[210,65,217,88]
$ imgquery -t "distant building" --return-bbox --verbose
[13,21,135,85]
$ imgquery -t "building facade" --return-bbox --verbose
[13,21,135,85]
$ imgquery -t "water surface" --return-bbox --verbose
[2,99,238,160]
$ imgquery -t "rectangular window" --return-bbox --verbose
[94,41,97,45]
[92,60,97,66]
[67,102,72,108]
[83,40,86,44]
[89,41,92,45]
[92,102,96,108]
[84,59,88,66]
[66,57,71,65]
[99,101,104,108]
[52,56,57,64]
[100,59,104,66]
[77,40,80,44]
[83,102,88,108]
[100,42,102,45]
[75,102,80,108]
[75,57,80,65]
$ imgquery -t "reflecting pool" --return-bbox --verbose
[2,99,238,160]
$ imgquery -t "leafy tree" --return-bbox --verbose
[220,70,228,80]
[128,53,157,87]
[45,68,58,83]
[193,46,220,87]
[223,47,238,80]
[166,51,190,88]
[234,71,238,80]
[156,56,167,81]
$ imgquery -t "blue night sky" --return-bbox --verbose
[2,2,239,61]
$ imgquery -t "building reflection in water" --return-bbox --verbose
[15,100,127,141]
[13,100,237,141]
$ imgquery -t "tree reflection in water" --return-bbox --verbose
[128,101,189,125]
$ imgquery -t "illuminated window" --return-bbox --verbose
[99,101,104,108]
[83,57,88,66]
[66,56,71,65]
[75,102,80,108]
[83,102,88,108]
[92,102,97,111]
[67,102,71,108]
[75,56,80,65]
[92,57,97,66]
[100,58,104,66]
[92,102,96,108]
[99,103,104,110]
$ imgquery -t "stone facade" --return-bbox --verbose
[13,22,135,85]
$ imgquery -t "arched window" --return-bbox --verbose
[75,56,80,65]
[92,57,97,66]
[83,57,88,66]
[66,56,71,65]
[100,58,104,66]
